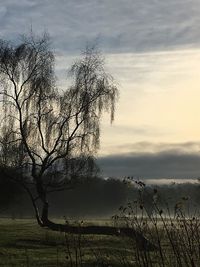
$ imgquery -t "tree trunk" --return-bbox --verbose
[40,202,157,251]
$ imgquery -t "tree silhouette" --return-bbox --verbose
[0,33,154,249]
[0,32,118,226]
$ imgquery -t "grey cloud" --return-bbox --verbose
[0,0,200,54]
[0,6,7,18]
[97,142,200,179]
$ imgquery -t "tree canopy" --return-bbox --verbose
[0,33,118,227]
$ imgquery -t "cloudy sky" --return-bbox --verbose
[1,0,200,179]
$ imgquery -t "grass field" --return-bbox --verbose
[0,218,132,267]
[1,212,200,267]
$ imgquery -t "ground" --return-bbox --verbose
[1,216,199,267]
[0,218,132,267]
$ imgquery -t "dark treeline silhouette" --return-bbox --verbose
[0,167,23,212]
[1,167,200,218]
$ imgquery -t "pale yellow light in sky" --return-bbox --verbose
[99,49,200,155]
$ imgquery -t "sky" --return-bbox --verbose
[1,0,200,179]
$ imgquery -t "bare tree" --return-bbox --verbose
[0,32,117,224]
[0,33,155,249]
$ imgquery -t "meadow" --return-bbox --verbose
[1,199,200,267]
[0,218,132,267]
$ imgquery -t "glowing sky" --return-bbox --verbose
[101,49,200,155]
[1,0,200,178]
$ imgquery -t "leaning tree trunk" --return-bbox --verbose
[40,202,157,251]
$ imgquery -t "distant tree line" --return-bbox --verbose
[1,166,200,218]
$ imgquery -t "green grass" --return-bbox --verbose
[0,219,63,266]
[0,218,131,267]
[1,215,199,267]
